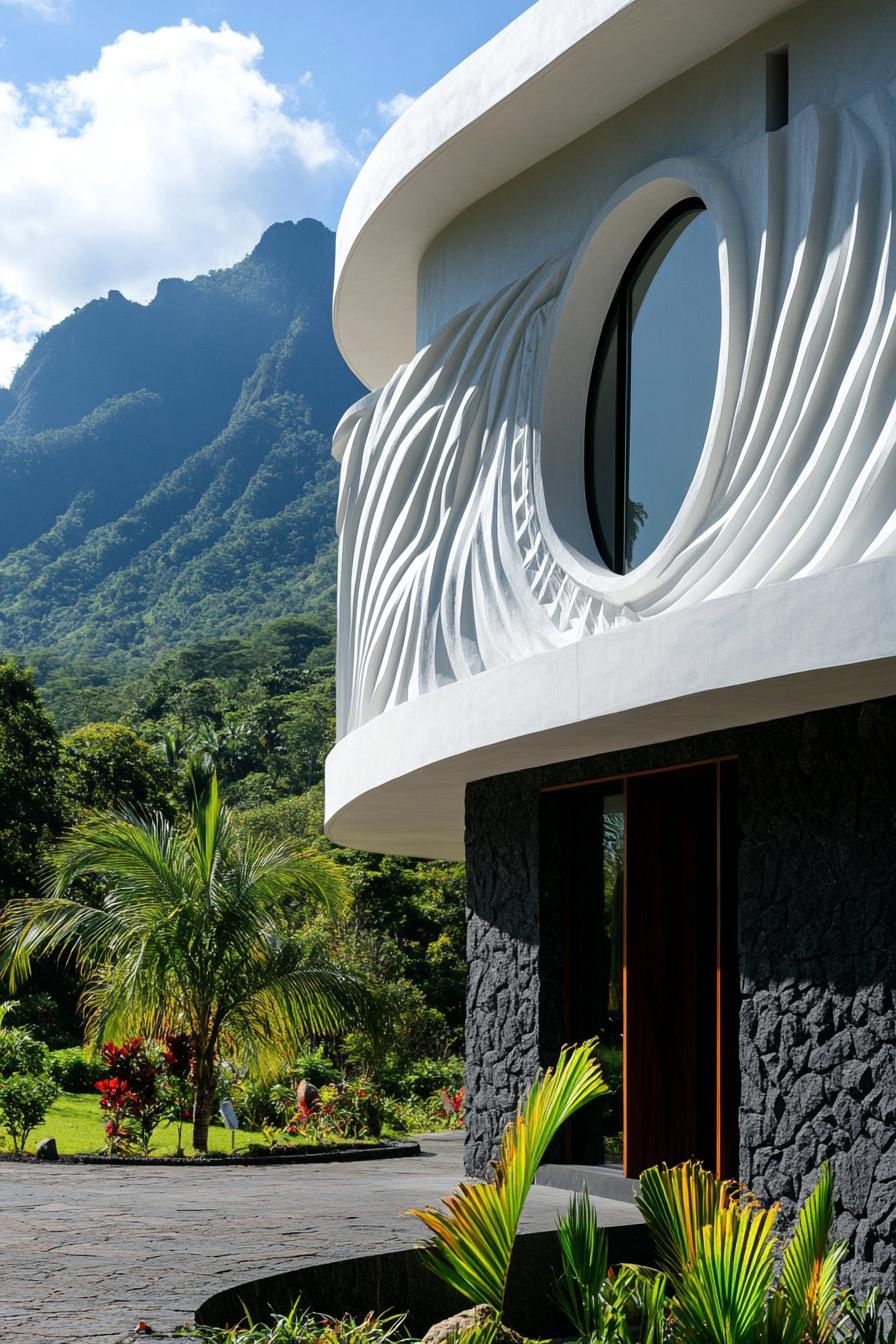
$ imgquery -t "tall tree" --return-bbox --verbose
[0,775,368,1150]
[60,722,175,817]
[0,660,63,905]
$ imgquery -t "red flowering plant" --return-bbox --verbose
[95,1075,137,1155]
[290,1079,383,1143]
[96,1038,167,1156]
[159,1034,195,1157]
[435,1086,464,1130]
[288,1099,317,1136]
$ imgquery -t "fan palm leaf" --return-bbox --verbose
[636,1160,741,1285]
[409,1040,607,1314]
[767,1162,846,1344]
[674,1201,779,1344]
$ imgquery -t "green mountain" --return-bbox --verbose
[0,219,363,669]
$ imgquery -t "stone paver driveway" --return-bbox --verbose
[0,1136,640,1344]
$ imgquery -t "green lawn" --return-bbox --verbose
[20,1091,259,1158]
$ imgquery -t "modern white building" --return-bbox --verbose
[327,0,896,1294]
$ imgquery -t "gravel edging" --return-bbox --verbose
[0,1138,421,1167]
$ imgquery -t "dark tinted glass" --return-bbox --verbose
[597,790,624,1163]
[585,202,720,573]
[585,315,619,565]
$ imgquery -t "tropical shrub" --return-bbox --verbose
[0,1023,59,1152]
[283,1045,342,1088]
[95,1074,140,1156]
[48,1046,105,1092]
[0,1025,50,1078]
[623,1159,856,1344]
[324,1080,382,1140]
[226,1073,278,1130]
[381,1095,433,1136]
[546,1159,864,1344]
[0,1072,59,1152]
[554,1191,666,1344]
[96,1038,167,1156]
[286,1079,383,1142]
[225,1069,313,1131]
[379,1054,464,1102]
[159,1033,195,1156]
[1,990,79,1048]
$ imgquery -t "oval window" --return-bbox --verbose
[585,200,721,573]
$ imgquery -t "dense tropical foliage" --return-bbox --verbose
[0,611,467,1155]
[0,773,373,1150]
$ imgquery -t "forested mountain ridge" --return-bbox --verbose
[0,219,363,668]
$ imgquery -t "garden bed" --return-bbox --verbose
[195,1224,651,1338]
[0,1137,420,1166]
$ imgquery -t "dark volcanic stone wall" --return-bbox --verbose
[465,772,543,1176]
[464,696,896,1297]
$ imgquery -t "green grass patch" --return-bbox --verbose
[13,1091,258,1157]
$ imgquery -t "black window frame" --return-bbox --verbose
[584,197,707,574]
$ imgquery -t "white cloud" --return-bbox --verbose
[0,21,353,384]
[0,0,69,20]
[377,91,416,124]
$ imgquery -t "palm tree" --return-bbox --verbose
[0,774,367,1151]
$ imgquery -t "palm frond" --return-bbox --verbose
[227,835,349,922]
[191,770,223,887]
[774,1163,846,1344]
[674,1202,778,1344]
[554,1190,609,1336]
[0,895,126,991]
[636,1161,740,1285]
[842,1288,896,1344]
[46,809,189,906]
[409,1040,607,1313]
[222,961,371,1076]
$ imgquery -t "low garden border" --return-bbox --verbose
[195,1223,652,1337]
[0,1137,420,1166]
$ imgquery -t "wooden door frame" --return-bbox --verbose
[543,754,738,1179]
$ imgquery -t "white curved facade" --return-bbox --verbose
[326,0,896,860]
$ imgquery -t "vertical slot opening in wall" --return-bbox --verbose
[766,46,789,132]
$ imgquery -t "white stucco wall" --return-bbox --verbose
[326,0,896,858]
[417,0,896,342]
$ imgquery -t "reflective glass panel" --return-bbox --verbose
[627,209,720,568]
[585,202,721,573]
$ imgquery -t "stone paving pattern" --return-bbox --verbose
[0,1134,640,1344]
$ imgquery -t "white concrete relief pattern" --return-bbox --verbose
[335,94,896,737]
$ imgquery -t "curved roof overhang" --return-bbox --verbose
[325,563,896,860]
[334,0,800,390]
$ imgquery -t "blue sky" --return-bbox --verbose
[0,0,532,382]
